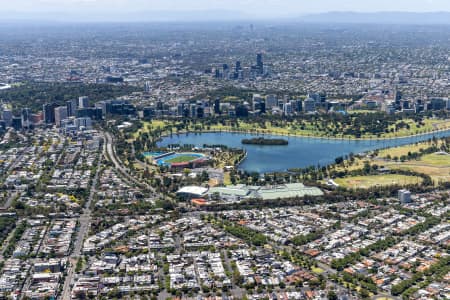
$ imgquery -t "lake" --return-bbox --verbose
[158,131,450,173]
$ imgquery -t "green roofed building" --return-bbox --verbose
[208,184,256,202]
[206,183,323,202]
[257,183,323,200]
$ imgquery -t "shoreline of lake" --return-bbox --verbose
[157,129,450,173]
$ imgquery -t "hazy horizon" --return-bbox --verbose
[2,0,450,22]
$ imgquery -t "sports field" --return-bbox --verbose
[155,152,206,166]
[165,155,200,164]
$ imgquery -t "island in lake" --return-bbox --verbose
[241,137,289,146]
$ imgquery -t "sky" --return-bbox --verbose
[1,0,450,21]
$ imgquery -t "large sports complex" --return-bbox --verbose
[143,151,210,169]
[176,183,324,203]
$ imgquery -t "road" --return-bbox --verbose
[0,219,21,264]
[1,191,19,210]
[104,131,157,201]
[60,136,104,300]
[104,131,152,191]
[221,249,245,299]
[1,148,26,180]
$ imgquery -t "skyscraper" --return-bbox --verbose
[43,103,57,124]
[78,96,89,109]
[12,117,22,131]
[283,102,293,115]
[54,106,68,127]
[75,117,93,130]
[2,109,13,127]
[222,64,229,79]
[265,94,278,110]
[66,99,78,117]
[256,53,263,74]
[235,61,241,73]
[303,98,316,113]
[234,61,242,79]
[21,108,31,129]
[144,81,152,93]
[214,98,221,115]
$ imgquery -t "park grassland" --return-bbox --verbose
[132,120,167,139]
[334,174,423,189]
[377,140,439,158]
[337,139,450,185]
[131,118,450,142]
[419,153,450,166]
[384,152,450,184]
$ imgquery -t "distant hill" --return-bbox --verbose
[300,12,450,25]
[0,10,251,23]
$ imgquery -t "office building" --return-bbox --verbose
[429,98,446,111]
[143,107,155,120]
[2,109,13,127]
[398,189,412,203]
[54,106,68,127]
[445,98,450,110]
[75,117,93,130]
[43,103,57,124]
[303,98,316,113]
[21,108,31,129]
[95,101,107,116]
[66,99,78,117]
[144,81,152,93]
[283,102,293,115]
[214,98,221,115]
[12,117,22,130]
[76,107,103,120]
[252,94,264,112]
[234,61,241,79]
[387,103,396,114]
[222,64,229,79]
[78,96,89,109]
[102,100,136,116]
[30,113,42,125]
[235,104,248,117]
[294,99,303,112]
[256,53,263,74]
[265,94,278,110]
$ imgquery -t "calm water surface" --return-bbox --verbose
[158,131,450,173]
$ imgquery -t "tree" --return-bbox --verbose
[327,291,338,300]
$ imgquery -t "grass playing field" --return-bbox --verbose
[334,174,422,189]
[164,155,199,164]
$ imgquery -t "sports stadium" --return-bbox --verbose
[143,151,210,169]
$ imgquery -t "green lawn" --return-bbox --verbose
[378,142,433,158]
[311,266,325,274]
[132,120,167,139]
[419,152,450,166]
[334,174,422,189]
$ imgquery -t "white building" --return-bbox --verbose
[79,96,89,109]
[54,106,68,127]
[398,189,412,203]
